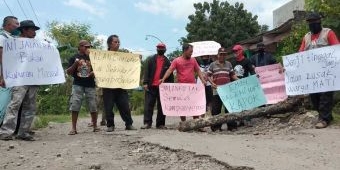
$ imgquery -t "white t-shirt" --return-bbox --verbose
[0,30,13,75]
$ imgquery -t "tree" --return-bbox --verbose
[167,48,182,61]
[305,0,340,36]
[46,21,102,63]
[182,0,264,48]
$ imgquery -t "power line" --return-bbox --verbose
[17,0,28,19]
[28,0,41,27]
[3,0,14,16]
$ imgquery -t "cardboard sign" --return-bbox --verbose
[89,49,141,89]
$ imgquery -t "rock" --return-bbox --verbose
[89,163,101,170]
[19,155,24,159]
[9,144,15,149]
[56,153,61,157]
[16,163,21,166]
[253,132,259,135]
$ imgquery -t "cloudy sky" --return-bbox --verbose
[0,0,291,56]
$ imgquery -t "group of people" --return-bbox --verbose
[0,12,338,141]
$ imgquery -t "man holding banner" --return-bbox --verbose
[102,35,136,132]
[0,20,40,141]
[66,40,99,135]
[298,12,339,129]
[207,47,238,131]
[0,16,19,125]
[160,43,207,122]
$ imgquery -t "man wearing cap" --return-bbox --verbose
[230,44,255,79]
[160,43,207,122]
[66,39,99,135]
[207,47,238,131]
[0,20,40,141]
[141,43,174,129]
[299,12,339,129]
[250,43,276,67]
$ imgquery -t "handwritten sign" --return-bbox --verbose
[89,49,141,89]
[255,64,287,104]
[217,75,267,113]
[2,38,66,87]
[283,45,340,95]
[190,41,221,57]
[0,88,11,123]
[159,83,206,116]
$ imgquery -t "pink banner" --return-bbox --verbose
[159,83,206,116]
[255,64,287,104]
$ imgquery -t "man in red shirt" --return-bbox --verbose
[299,12,339,128]
[161,43,207,122]
[141,43,174,129]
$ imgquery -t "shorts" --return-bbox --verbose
[69,85,97,112]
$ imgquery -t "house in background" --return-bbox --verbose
[227,0,305,57]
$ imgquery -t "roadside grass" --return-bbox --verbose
[33,113,89,129]
[332,113,340,125]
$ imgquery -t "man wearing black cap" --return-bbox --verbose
[141,43,174,129]
[0,20,40,141]
[250,43,276,67]
[66,39,99,135]
[299,12,339,128]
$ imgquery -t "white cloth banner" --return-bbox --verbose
[189,41,221,57]
[2,38,65,87]
[283,44,340,95]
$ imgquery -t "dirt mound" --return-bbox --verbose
[221,111,319,135]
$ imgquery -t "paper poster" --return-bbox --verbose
[2,38,65,87]
[283,44,340,95]
[159,83,206,116]
[89,49,141,89]
[255,64,287,104]
[217,75,267,113]
[190,41,221,57]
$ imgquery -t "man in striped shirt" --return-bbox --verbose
[207,47,238,131]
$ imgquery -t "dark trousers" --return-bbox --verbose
[211,95,227,130]
[102,88,133,127]
[310,91,334,123]
[144,86,165,127]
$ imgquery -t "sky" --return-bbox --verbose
[0,0,292,57]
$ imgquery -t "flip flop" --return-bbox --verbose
[68,130,77,135]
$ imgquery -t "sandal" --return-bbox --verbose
[68,130,77,135]
[93,127,100,132]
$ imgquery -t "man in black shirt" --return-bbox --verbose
[250,43,276,67]
[66,40,98,135]
[230,45,255,78]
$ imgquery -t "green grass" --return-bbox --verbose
[332,113,340,125]
[33,113,89,129]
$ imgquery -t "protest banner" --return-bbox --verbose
[2,38,65,87]
[89,49,141,89]
[217,75,267,113]
[159,83,206,116]
[0,88,11,123]
[283,44,340,95]
[255,64,287,104]
[189,41,221,57]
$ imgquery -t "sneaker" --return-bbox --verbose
[106,126,115,132]
[315,120,328,129]
[16,133,35,141]
[100,121,107,126]
[141,124,151,129]
[125,125,137,130]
